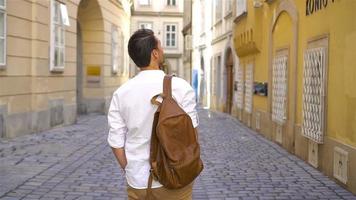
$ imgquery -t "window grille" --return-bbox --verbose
[302,47,326,144]
[272,55,288,125]
[244,63,253,113]
[236,64,244,109]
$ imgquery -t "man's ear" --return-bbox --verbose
[152,49,159,59]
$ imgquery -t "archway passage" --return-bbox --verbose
[76,0,105,114]
[225,48,234,114]
[270,5,297,152]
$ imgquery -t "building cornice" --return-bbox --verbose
[164,53,182,58]
[132,11,183,17]
[211,31,232,45]
[233,12,247,24]
[198,44,206,50]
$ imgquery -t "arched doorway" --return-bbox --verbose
[268,0,298,152]
[225,48,234,114]
[77,0,105,114]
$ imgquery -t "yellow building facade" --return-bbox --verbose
[231,0,356,194]
[0,0,131,138]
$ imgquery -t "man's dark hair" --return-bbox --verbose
[128,29,158,68]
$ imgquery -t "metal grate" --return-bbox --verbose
[236,64,244,109]
[272,55,288,125]
[244,63,253,113]
[302,47,326,144]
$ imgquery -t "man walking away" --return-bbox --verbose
[107,29,199,200]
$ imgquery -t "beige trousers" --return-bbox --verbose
[127,183,193,200]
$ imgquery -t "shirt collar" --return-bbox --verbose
[137,69,165,76]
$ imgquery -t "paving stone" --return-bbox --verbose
[0,110,355,199]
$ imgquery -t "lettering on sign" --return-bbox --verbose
[306,0,335,16]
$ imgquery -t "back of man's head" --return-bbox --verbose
[128,29,157,68]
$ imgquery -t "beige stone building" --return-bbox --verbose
[192,0,238,110]
[0,0,132,138]
[130,0,185,80]
[182,0,192,84]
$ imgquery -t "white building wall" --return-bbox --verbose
[192,0,237,109]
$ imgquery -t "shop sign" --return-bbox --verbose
[306,0,335,16]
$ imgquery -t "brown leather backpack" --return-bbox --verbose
[147,75,203,197]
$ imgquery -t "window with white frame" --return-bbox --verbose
[225,0,232,14]
[111,26,119,74]
[138,0,150,6]
[138,22,152,30]
[214,0,222,22]
[119,32,125,75]
[164,24,177,48]
[215,55,221,96]
[236,0,247,17]
[236,64,244,109]
[0,0,6,66]
[167,0,176,6]
[302,47,327,144]
[244,63,253,113]
[50,0,69,72]
[272,55,288,125]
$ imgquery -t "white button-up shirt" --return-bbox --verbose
[107,70,199,189]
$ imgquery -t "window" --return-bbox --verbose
[0,0,6,66]
[111,25,129,75]
[111,26,125,75]
[167,0,176,6]
[138,22,152,30]
[225,0,232,14]
[302,47,327,143]
[164,24,177,48]
[215,55,221,97]
[236,0,247,17]
[111,26,119,74]
[50,0,69,72]
[138,0,150,6]
[214,0,222,22]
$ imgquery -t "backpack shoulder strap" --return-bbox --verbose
[163,75,173,98]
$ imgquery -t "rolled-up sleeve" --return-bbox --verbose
[181,85,199,128]
[107,93,128,148]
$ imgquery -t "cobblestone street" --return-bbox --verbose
[0,109,355,200]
